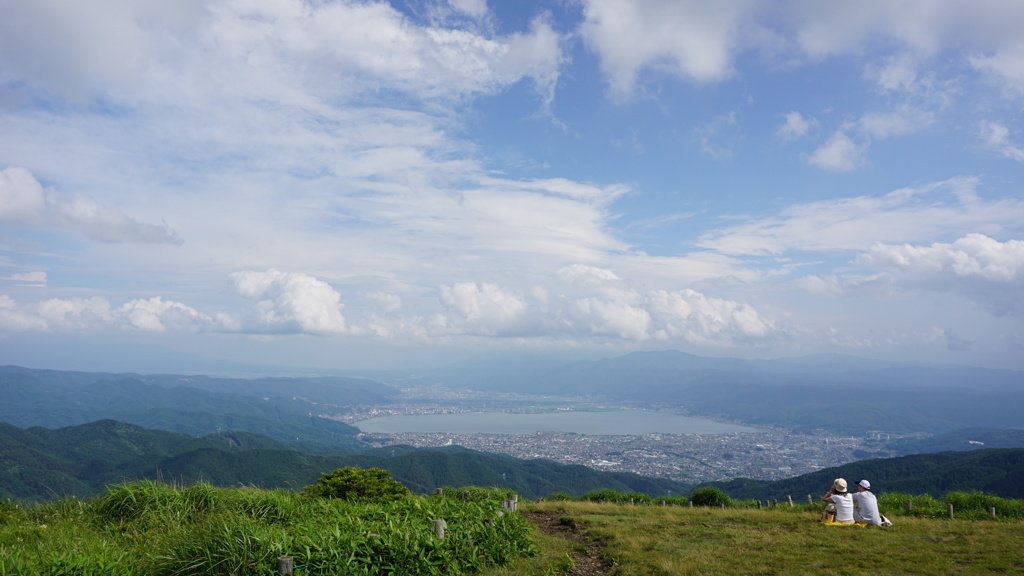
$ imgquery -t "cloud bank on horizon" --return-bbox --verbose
[2,0,1024,371]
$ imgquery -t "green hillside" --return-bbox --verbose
[886,427,1024,456]
[0,365,393,449]
[705,448,1024,500]
[0,421,693,502]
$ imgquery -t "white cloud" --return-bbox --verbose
[700,177,1024,256]
[858,234,1024,283]
[448,0,489,19]
[776,111,817,141]
[799,234,1024,316]
[970,39,1024,92]
[805,131,865,172]
[437,282,529,336]
[4,271,47,287]
[0,294,211,332]
[859,107,933,139]
[0,166,182,244]
[579,0,752,98]
[980,121,1024,162]
[231,269,352,335]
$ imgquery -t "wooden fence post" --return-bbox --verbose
[772,499,778,507]
[277,556,294,576]
[435,488,443,497]
[434,519,446,539]
[905,499,912,514]
[990,507,996,518]
[806,495,813,506]
[948,504,954,520]
[757,500,762,509]
[786,495,793,507]
[689,501,693,508]
[720,503,725,510]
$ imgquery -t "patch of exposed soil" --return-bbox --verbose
[521,510,610,576]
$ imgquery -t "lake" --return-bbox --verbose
[355,410,763,435]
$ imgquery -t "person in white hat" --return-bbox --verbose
[821,478,854,524]
[852,479,883,526]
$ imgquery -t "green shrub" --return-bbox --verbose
[439,486,517,502]
[581,488,625,503]
[546,492,573,501]
[690,486,731,507]
[303,467,409,503]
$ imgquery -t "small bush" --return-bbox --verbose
[303,467,409,503]
[690,486,731,507]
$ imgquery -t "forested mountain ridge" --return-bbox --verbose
[0,365,398,449]
[705,448,1024,500]
[0,420,691,502]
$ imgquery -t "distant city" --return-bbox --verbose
[323,386,898,484]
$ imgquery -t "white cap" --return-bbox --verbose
[858,479,871,490]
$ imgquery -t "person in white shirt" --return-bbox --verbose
[821,478,854,524]
[851,479,882,526]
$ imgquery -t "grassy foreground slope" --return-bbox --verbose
[486,501,1024,576]
[0,481,534,576]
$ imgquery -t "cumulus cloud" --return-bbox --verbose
[801,234,1024,316]
[428,265,779,345]
[805,131,865,172]
[0,166,182,244]
[858,234,1024,283]
[437,282,530,336]
[0,294,211,332]
[231,269,352,335]
[579,0,751,98]
[576,1,1024,97]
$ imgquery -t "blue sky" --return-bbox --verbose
[2,0,1024,373]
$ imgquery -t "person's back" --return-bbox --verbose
[830,492,854,523]
[852,479,882,526]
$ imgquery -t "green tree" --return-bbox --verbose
[303,467,409,503]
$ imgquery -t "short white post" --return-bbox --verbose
[434,519,446,539]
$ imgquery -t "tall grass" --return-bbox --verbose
[0,481,536,576]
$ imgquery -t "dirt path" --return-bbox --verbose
[521,511,610,576]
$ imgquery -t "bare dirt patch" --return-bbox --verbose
[521,510,610,576]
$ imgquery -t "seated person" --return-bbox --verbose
[851,479,883,526]
[821,478,854,524]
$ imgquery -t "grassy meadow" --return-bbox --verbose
[3,480,1024,575]
[485,500,1024,576]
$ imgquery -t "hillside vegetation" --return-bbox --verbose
[488,500,1024,576]
[0,480,534,576]
[5,482,1023,576]
[0,365,395,450]
[706,448,1024,500]
[0,420,692,502]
